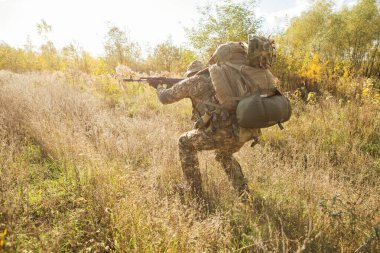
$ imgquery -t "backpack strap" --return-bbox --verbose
[225,62,278,97]
[223,62,252,101]
[224,62,243,72]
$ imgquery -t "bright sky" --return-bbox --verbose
[0,0,358,57]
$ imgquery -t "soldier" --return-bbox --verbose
[156,60,260,200]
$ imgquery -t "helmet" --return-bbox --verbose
[185,60,206,77]
[247,35,275,69]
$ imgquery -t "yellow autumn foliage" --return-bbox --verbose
[299,53,325,82]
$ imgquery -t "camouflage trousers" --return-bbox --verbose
[178,127,250,197]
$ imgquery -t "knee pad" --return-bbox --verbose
[178,134,190,148]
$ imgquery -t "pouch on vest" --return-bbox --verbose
[209,64,248,111]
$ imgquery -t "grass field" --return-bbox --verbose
[0,70,379,252]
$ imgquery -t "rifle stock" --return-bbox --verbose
[122,77,184,88]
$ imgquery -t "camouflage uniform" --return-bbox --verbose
[157,64,260,197]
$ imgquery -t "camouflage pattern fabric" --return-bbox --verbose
[178,128,248,196]
[157,73,259,197]
[247,35,275,69]
[157,73,216,124]
[185,60,205,77]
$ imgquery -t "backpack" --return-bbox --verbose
[208,36,291,129]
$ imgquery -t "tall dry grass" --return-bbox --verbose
[0,70,379,252]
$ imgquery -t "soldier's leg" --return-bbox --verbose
[216,127,261,194]
[215,150,248,194]
[178,129,222,197]
[178,131,208,197]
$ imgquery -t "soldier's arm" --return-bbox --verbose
[156,76,200,104]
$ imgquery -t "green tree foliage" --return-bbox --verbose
[175,48,198,73]
[277,0,380,84]
[35,20,61,70]
[146,38,197,74]
[103,24,141,71]
[345,0,380,77]
[186,0,261,58]
[39,41,60,70]
[0,43,37,72]
[147,39,180,72]
[0,40,101,75]
[276,1,333,77]
[36,19,52,40]
[61,43,96,74]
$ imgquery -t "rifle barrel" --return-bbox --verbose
[122,77,184,87]
[122,78,144,82]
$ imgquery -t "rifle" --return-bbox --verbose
[122,77,185,89]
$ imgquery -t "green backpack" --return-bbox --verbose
[237,35,291,129]
[236,90,292,129]
[209,36,292,129]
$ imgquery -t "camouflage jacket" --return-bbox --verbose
[156,73,235,131]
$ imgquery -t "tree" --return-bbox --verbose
[103,24,141,70]
[35,20,60,70]
[186,0,262,58]
[147,39,180,72]
[278,0,380,82]
[36,19,52,41]
[146,38,197,73]
[344,0,380,76]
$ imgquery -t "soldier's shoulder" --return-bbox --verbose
[189,73,211,85]
[188,75,214,97]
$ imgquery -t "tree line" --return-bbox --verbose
[0,0,379,92]
[274,0,380,91]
